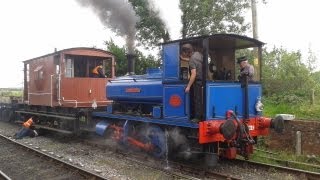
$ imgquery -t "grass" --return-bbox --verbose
[251,146,320,172]
[263,98,320,120]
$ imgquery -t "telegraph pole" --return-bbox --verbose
[251,0,258,39]
[251,0,260,80]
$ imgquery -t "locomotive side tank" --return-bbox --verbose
[107,68,163,103]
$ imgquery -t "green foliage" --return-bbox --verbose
[134,51,161,75]
[262,47,315,97]
[260,47,320,120]
[0,88,22,97]
[129,0,170,48]
[251,148,320,172]
[179,0,250,38]
[105,39,128,76]
[263,97,320,120]
[105,40,160,76]
[306,46,317,72]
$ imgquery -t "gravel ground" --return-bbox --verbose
[0,136,91,180]
[0,122,172,180]
[0,121,306,180]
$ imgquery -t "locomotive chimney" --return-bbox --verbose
[126,54,136,75]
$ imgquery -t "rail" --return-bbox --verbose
[233,159,320,180]
[0,170,11,180]
[83,139,240,180]
[0,133,106,180]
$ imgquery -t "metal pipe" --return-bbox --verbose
[50,74,53,107]
[28,93,52,95]
[58,73,62,106]
[62,97,78,108]
[71,100,113,104]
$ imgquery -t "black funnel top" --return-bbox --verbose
[126,54,136,75]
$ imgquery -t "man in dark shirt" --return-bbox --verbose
[184,45,203,121]
[185,47,203,93]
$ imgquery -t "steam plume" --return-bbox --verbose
[76,0,139,53]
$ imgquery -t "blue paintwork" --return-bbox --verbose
[163,85,188,118]
[95,121,109,136]
[206,82,261,119]
[107,105,112,113]
[107,68,163,103]
[152,106,161,118]
[94,36,264,134]
[162,43,180,82]
[92,112,198,128]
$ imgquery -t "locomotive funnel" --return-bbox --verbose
[126,54,136,75]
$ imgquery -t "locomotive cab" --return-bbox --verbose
[162,34,263,121]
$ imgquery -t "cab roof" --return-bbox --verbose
[23,47,114,63]
[162,33,264,49]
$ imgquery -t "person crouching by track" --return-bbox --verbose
[14,117,38,139]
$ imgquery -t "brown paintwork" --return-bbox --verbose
[23,47,115,108]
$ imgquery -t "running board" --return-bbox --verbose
[34,124,73,134]
[15,110,76,120]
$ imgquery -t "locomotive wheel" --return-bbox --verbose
[136,125,167,158]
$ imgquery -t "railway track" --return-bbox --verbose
[0,133,106,180]
[254,148,320,173]
[233,159,320,180]
[84,135,320,180]
[1,120,319,180]
[83,138,241,180]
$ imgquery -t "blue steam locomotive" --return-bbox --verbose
[93,34,283,165]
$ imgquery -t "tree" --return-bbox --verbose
[262,47,315,103]
[180,0,251,38]
[105,40,160,76]
[129,0,170,48]
[306,45,317,72]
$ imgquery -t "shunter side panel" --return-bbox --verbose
[27,55,56,106]
[60,78,110,108]
[24,48,115,108]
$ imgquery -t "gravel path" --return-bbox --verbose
[0,136,92,180]
[0,122,172,180]
[0,121,306,180]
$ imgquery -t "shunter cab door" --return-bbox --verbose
[60,54,114,108]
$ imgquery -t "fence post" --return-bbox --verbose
[311,89,315,105]
[295,131,302,155]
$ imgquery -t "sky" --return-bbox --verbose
[0,0,319,88]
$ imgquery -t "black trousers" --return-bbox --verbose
[190,81,203,120]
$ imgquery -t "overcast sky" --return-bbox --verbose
[0,0,319,88]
